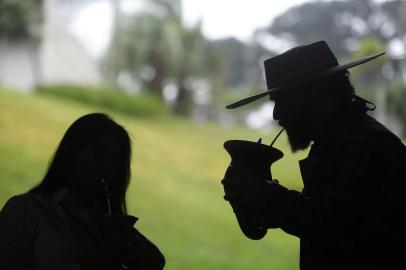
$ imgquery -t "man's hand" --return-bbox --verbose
[221,165,265,211]
[222,164,287,231]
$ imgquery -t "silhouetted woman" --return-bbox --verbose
[0,113,165,270]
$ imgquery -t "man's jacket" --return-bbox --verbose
[262,102,406,269]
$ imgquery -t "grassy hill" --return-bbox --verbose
[0,87,307,270]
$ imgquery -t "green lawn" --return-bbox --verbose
[0,87,307,270]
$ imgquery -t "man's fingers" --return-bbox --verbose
[223,188,248,201]
[225,165,252,179]
[228,197,253,212]
[221,176,245,186]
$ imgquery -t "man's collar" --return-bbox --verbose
[51,187,71,204]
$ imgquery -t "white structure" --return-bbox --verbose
[0,0,101,92]
[0,39,39,92]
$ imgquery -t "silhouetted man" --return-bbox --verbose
[222,40,406,269]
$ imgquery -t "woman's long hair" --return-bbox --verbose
[30,113,132,214]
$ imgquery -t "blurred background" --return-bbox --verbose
[0,0,405,269]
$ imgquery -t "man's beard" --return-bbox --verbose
[285,126,312,152]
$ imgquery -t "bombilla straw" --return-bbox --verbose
[100,178,127,269]
[100,178,112,216]
[270,128,285,147]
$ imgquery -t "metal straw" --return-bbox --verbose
[100,178,112,216]
[270,128,285,147]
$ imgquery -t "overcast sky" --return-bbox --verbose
[68,0,318,58]
[182,0,311,40]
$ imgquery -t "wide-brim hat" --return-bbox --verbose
[226,40,385,109]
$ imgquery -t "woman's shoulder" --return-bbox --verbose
[1,193,35,213]
[0,194,33,223]
[3,192,32,206]
[0,193,48,244]
[1,192,53,216]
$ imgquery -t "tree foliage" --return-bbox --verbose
[387,83,406,135]
[0,0,43,39]
[207,38,275,90]
[350,36,388,89]
[264,0,405,58]
[102,0,405,125]
[102,0,276,117]
[103,0,225,115]
[261,0,406,134]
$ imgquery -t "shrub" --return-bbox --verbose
[35,84,167,117]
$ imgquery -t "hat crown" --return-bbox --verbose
[264,40,338,89]
[225,40,384,109]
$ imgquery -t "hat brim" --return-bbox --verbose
[226,52,385,109]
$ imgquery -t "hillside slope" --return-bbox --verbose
[0,88,303,270]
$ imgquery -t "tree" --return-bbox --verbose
[258,0,406,132]
[261,0,405,59]
[207,37,275,90]
[387,83,406,136]
[0,0,43,40]
[103,0,219,115]
[351,36,387,89]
